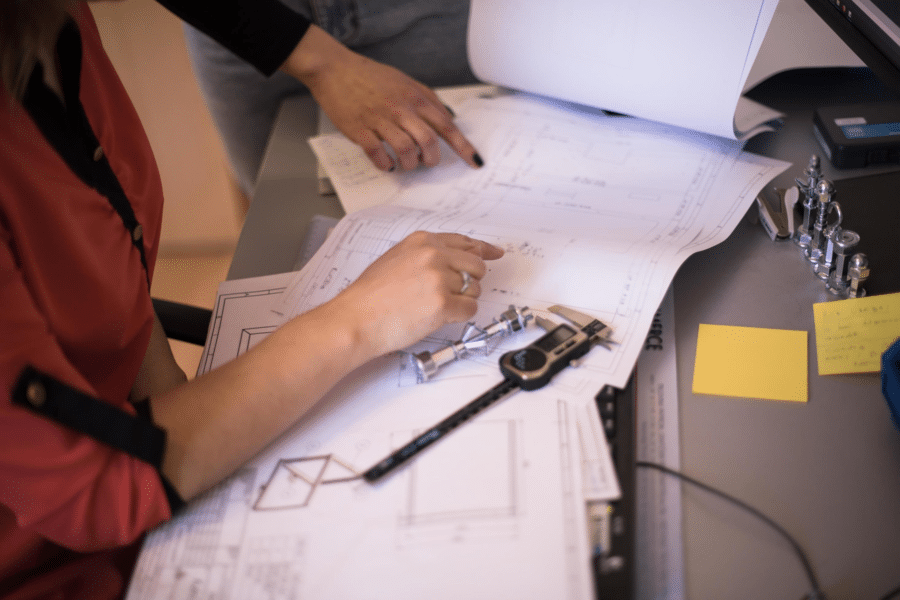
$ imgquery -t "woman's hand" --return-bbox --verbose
[151,231,501,500]
[329,231,504,357]
[281,26,483,172]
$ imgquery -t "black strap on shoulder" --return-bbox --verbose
[12,366,166,467]
[22,19,150,290]
[132,397,187,512]
[11,366,185,512]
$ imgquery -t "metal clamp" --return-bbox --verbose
[815,202,843,280]
[807,179,836,264]
[794,155,822,248]
[411,305,533,382]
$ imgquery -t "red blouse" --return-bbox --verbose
[0,6,172,598]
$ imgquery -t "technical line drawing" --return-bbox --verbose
[254,456,361,511]
[127,469,257,600]
[392,418,524,549]
[230,534,305,600]
[401,419,519,526]
[238,325,277,356]
[201,285,285,374]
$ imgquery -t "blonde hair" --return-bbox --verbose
[0,0,75,99]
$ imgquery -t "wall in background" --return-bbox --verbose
[89,0,242,254]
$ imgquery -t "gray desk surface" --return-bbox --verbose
[230,71,900,599]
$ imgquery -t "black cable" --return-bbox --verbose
[881,585,900,600]
[635,460,826,600]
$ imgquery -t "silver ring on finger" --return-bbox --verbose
[459,270,472,294]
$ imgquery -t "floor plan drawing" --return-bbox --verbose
[198,273,288,376]
[127,469,257,600]
[128,269,602,600]
[254,455,360,510]
[126,91,775,599]
[303,93,791,389]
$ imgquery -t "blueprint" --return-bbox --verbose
[127,272,605,600]
[127,92,791,599]
[297,93,791,390]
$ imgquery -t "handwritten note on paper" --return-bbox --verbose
[693,324,808,402]
[813,292,900,376]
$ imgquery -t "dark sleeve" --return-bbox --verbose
[155,0,312,76]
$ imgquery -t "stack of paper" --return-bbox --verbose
[126,92,787,599]
[467,0,782,140]
[299,93,790,391]
[128,269,617,600]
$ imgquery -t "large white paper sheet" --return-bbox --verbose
[299,94,791,390]
[635,286,686,600]
[467,0,781,139]
[127,273,598,600]
[744,0,864,92]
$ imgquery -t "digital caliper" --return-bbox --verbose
[362,305,613,483]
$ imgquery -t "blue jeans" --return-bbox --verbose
[183,0,477,195]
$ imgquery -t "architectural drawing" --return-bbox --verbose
[254,455,360,510]
[199,278,286,375]
[301,93,790,389]
[126,469,257,600]
[396,418,520,546]
[127,91,771,599]
[238,325,277,356]
[128,386,594,599]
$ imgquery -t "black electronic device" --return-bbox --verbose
[499,322,594,390]
[813,101,900,167]
[804,0,900,96]
[362,306,612,483]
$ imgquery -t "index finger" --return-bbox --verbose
[418,102,484,169]
[438,233,504,260]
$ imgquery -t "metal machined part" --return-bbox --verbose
[794,155,822,247]
[826,229,861,295]
[411,305,534,383]
[807,179,835,263]
[847,253,870,299]
[815,202,843,280]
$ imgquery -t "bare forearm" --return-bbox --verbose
[150,300,367,501]
[148,232,502,502]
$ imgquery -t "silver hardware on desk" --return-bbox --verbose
[794,155,822,249]
[806,179,835,264]
[826,228,861,295]
[411,305,533,382]
[758,155,871,299]
[814,201,843,280]
[848,253,869,298]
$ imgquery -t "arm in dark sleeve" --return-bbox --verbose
[155,0,312,76]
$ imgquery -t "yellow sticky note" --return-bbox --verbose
[813,292,900,375]
[693,324,808,402]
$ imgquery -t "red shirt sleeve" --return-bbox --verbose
[0,224,172,553]
[0,5,173,554]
